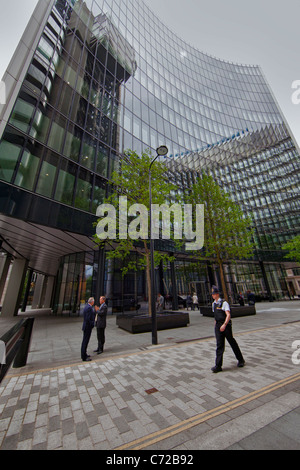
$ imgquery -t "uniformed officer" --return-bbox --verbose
[211,286,245,373]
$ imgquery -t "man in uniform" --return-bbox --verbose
[211,286,245,373]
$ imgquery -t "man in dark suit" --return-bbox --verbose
[81,297,97,362]
[94,296,108,354]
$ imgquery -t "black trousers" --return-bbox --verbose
[81,327,92,360]
[215,321,244,368]
[96,327,105,352]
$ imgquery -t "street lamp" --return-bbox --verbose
[149,146,168,345]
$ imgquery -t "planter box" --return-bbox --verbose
[116,311,190,334]
[200,305,256,318]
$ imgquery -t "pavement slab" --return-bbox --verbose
[0,301,300,451]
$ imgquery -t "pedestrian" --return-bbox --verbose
[81,297,97,362]
[247,290,256,305]
[192,292,198,310]
[186,294,193,310]
[94,296,108,354]
[157,293,164,312]
[237,292,244,306]
[211,286,245,373]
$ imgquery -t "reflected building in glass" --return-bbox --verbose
[0,0,299,316]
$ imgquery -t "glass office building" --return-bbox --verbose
[0,0,299,316]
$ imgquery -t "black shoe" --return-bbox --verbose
[83,357,92,362]
[237,361,245,367]
[97,350,103,355]
[93,349,99,352]
[211,366,222,373]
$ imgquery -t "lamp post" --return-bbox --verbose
[149,146,168,345]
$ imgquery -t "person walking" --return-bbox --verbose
[192,292,198,310]
[81,297,97,362]
[157,293,164,312]
[186,294,193,310]
[211,286,245,373]
[94,296,108,354]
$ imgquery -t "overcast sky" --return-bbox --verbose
[0,0,299,145]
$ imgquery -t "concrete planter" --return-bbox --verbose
[200,305,256,318]
[116,311,190,334]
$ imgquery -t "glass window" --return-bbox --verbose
[37,35,54,62]
[54,159,76,206]
[63,57,80,90]
[63,124,83,162]
[14,150,40,191]
[74,168,93,212]
[92,176,106,214]
[109,150,119,178]
[48,113,67,153]
[81,133,96,171]
[36,151,59,197]
[9,97,35,133]
[96,143,108,177]
[75,170,93,211]
[0,138,22,183]
[56,80,73,117]
[99,115,111,145]
[31,103,53,144]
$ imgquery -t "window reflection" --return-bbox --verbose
[0,130,24,183]
[36,151,59,197]
[54,158,76,206]
[74,168,93,212]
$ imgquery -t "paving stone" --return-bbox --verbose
[1,303,300,450]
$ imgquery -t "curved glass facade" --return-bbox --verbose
[0,0,300,311]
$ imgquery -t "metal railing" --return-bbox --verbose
[0,318,34,384]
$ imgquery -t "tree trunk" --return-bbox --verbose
[217,256,228,301]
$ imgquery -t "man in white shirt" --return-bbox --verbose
[192,293,198,310]
[211,286,245,373]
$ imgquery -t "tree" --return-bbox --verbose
[94,149,179,316]
[186,172,254,300]
[282,235,300,263]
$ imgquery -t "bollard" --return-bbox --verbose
[13,318,35,368]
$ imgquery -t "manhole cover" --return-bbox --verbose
[145,388,159,395]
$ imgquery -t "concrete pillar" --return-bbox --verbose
[31,274,45,309]
[43,276,55,308]
[1,258,28,317]
[0,254,12,302]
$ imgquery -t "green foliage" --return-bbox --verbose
[186,172,254,298]
[187,172,254,261]
[93,149,179,314]
[282,235,300,263]
[110,149,176,208]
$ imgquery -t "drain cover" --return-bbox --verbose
[145,388,159,395]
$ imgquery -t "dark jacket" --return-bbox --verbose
[82,303,95,331]
[96,302,108,329]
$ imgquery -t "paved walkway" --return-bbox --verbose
[0,301,300,450]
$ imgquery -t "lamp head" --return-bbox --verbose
[156,146,168,156]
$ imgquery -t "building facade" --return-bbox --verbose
[0,0,299,316]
